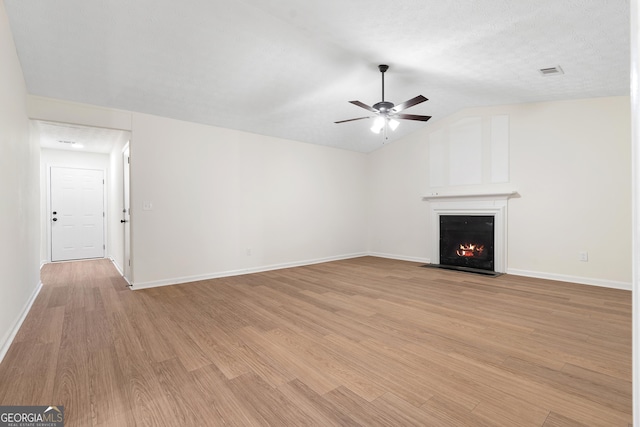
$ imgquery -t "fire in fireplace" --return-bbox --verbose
[440,215,495,272]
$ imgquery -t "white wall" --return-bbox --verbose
[369,96,631,288]
[0,2,41,359]
[39,148,111,264]
[25,98,369,288]
[508,97,630,286]
[130,113,368,287]
[367,133,431,262]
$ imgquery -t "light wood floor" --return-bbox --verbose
[0,257,632,426]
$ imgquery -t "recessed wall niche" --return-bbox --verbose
[428,115,509,188]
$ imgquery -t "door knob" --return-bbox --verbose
[52,218,58,222]
[120,219,127,223]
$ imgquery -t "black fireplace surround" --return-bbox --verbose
[439,215,495,272]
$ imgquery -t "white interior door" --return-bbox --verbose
[122,146,131,281]
[51,167,105,262]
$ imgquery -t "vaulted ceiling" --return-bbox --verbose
[5,0,630,152]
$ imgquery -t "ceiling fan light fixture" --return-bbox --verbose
[371,116,385,133]
[388,118,400,131]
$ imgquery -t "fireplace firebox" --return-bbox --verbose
[440,215,495,272]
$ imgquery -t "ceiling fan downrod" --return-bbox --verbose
[374,64,393,113]
[379,64,388,102]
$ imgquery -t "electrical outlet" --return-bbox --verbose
[143,201,153,211]
[579,251,588,262]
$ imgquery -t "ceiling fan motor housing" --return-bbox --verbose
[373,101,395,113]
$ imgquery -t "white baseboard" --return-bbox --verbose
[109,257,124,276]
[368,253,631,291]
[0,281,43,364]
[131,252,368,290]
[129,251,631,292]
[507,268,632,291]
[368,252,430,264]
[109,257,132,287]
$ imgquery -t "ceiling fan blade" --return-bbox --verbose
[394,113,432,122]
[392,95,428,113]
[349,100,378,113]
[334,116,372,124]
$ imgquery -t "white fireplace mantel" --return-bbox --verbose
[422,190,518,202]
[423,191,519,273]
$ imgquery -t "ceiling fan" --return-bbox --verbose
[335,64,432,136]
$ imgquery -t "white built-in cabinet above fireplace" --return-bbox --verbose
[422,191,519,273]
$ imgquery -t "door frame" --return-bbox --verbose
[122,142,132,284]
[46,164,108,262]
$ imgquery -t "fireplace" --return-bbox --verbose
[423,191,517,274]
[440,215,495,271]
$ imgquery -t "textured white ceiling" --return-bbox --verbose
[37,121,130,154]
[5,0,630,152]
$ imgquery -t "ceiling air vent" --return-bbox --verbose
[58,140,84,148]
[539,66,564,76]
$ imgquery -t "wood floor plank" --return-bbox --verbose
[420,394,498,427]
[500,356,631,413]
[277,379,361,426]
[181,320,252,379]
[0,257,631,426]
[542,411,591,427]
[87,345,136,427]
[152,315,213,372]
[371,392,445,427]
[53,308,91,427]
[354,337,479,410]
[226,372,318,426]
[267,327,388,402]
[189,363,263,426]
[444,352,631,426]
[0,341,59,405]
[152,358,219,427]
[471,392,551,426]
[325,334,435,407]
[236,326,340,395]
